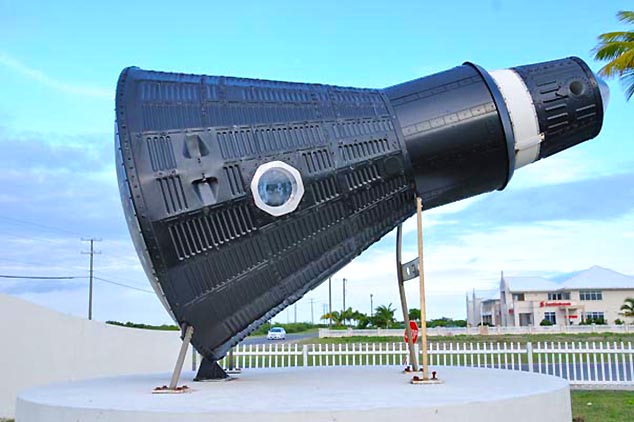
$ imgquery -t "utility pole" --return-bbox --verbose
[342,278,347,311]
[370,293,374,317]
[309,298,315,324]
[328,277,332,327]
[294,303,297,323]
[342,278,347,326]
[81,238,101,320]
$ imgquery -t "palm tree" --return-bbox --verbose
[620,297,634,317]
[321,308,367,327]
[593,11,634,100]
[321,310,345,326]
[373,304,396,329]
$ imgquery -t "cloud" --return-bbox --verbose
[2,127,633,325]
[511,149,598,188]
[0,52,111,99]
[291,208,634,323]
[2,279,86,295]
[0,129,123,236]
[285,170,634,323]
[0,128,170,322]
[456,170,634,229]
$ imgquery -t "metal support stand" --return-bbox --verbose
[169,325,194,389]
[194,357,229,381]
[396,224,418,372]
[225,348,242,375]
[153,325,193,393]
[416,197,430,381]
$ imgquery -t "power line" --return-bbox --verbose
[0,228,79,245]
[0,274,84,280]
[92,271,148,288]
[0,256,59,267]
[0,215,138,268]
[0,214,85,237]
[0,273,154,294]
[93,276,154,294]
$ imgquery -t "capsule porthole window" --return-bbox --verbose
[251,161,305,216]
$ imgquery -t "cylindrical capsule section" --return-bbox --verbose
[509,57,606,160]
[383,64,515,209]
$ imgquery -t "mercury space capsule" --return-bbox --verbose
[115,56,608,377]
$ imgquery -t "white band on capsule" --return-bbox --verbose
[490,69,543,169]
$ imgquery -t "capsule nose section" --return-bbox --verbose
[595,74,610,112]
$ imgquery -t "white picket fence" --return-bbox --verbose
[319,324,634,338]
[217,341,634,386]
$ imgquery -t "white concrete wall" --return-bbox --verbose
[0,293,193,419]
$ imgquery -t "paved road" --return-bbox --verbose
[460,363,633,382]
[241,331,319,345]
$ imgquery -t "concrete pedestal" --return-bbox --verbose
[16,366,571,421]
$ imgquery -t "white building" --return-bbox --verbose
[467,266,634,327]
[466,289,501,326]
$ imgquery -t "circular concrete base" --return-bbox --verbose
[16,366,571,421]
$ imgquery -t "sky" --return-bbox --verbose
[0,0,632,325]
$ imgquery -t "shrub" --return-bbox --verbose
[580,317,607,325]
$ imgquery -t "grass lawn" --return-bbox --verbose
[571,390,634,421]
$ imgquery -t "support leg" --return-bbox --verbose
[194,356,229,381]
[396,224,418,372]
[168,325,194,389]
[416,197,430,381]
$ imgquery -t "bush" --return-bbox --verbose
[580,317,607,325]
[106,321,179,331]
[615,318,624,325]
[540,319,553,326]
[429,317,468,328]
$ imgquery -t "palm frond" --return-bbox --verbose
[597,31,634,43]
[617,11,634,24]
[598,49,634,77]
[594,11,634,100]
[623,69,634,100]
[594,41,634,62]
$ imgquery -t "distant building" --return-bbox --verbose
[466,289,501,326]
[466,266,634,327]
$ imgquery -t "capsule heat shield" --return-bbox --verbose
[116,69,417,360]
[115,56,605,362]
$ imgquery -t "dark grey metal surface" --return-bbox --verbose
[401,257,420,282]
[512,57,605,159]
[384,64,513,208]
[116,69,416,361]
[115,57,605,363]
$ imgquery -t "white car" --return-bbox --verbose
[267,327,286,340]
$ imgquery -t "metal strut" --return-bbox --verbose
[396,224,419,372]
[169,325,194,389]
